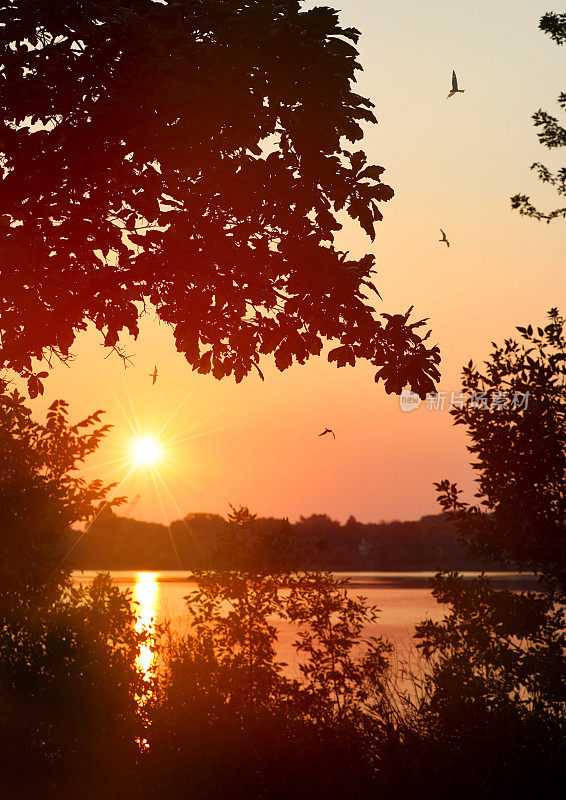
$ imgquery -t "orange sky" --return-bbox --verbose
[28,0,565,526]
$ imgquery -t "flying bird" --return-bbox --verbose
[447,70,465,99]
[149,365,158,385]
[439,229,450,247]
[318,428,335,440]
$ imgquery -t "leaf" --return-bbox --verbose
[349,151,366,173]
[27,376,39,399]
[328,345,355,367]
[329,37,360,57]
[358,165,385,181]
[197,350,212,375]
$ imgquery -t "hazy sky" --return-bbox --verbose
[30,0,565,526]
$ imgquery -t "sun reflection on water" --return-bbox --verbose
[133,572,158,675]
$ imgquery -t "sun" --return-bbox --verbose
[132,437,161,466]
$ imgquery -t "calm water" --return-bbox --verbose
[72,570,534,672]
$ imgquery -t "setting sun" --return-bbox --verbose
[132,437,161,466]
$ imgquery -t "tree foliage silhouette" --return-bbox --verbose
[0,573,151,798]
[0,387,150,797]
[404,310,566,799]
[183,506,391,715]
[0,0,440,397]
[0,379,123,621]
[415,573,566,723]
[511,12,566,222]
[435,308,566,593]
[145,505,392,800]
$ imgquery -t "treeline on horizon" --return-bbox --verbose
[67,510,496,572]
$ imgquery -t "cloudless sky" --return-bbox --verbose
[30,0,565,526]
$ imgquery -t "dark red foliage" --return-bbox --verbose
[0,1,440,396]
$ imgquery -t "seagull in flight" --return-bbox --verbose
[439,229,450,247]
[447,70,465,99]
[318,428,335,440]
[149,365,158,385]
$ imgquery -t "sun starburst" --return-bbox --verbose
[132,437,161,466]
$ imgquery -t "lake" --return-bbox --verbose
[72,570,535,673]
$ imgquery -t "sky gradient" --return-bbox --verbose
[29,0,566,526]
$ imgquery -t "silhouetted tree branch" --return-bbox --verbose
[0,0,440,398]
[435,308,566,593]
[511,12,566,222]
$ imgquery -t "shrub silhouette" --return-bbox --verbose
[0,387,152,798]
[142,506,391,800]
[393,310,566,799]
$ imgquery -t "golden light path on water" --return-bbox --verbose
[133,572,158,675]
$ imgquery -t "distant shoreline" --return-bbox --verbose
[71,568,539,591]
[65,511,506,574]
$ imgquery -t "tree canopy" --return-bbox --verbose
[0,0,440,397]
[511,12,566,222]
[435,308,566,593]
[411,311,566,794]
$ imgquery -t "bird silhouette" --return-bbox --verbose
[447,70,465,99]
[319,428,335,439]
[149,365,158,385]
[439,229,450,247]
